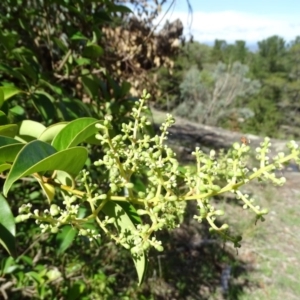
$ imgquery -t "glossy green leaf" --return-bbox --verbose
[102,201,147,285]
[10,105,25,117]
[0,194,16,257]
[18,120,46,139]
[38,122,68,143]
[0,86,22,101]
[0,125,18,137]
[3,140,88,196]
[0,136,23,164]
[0,136,20,147]
[0,144,24,164]
[14,136,34,143]
[56,225,78,254]
[52,117,100,151]
[82,44,103,59]
[0,164,11,173]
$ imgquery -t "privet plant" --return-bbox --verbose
[1,90,300,284]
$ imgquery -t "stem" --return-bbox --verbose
[184,152,298,201]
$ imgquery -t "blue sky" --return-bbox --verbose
[153,0,300,46]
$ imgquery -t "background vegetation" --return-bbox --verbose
[157,36,300,138]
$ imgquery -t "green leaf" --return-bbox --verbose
[32,92,56,123]
[102,201,147,285]
[52,117,100,151]
[116,201,142,226]
[82,44,103,59]
[0,125,18,137]
[57,98,92,120]
[75,58,91,66]
[0,89,4,109]
[121,81,131,97]
[68,99,94,118]
[55,170,74,186]
[37,180,55,203]
[0,164,11,173]
[3,140,88,196]
[0,144,24,164]
[93,11,112,23]
[109,4,132,13]
[0,111,9,125]
[81,75,99,98]
[10,105,25,117]
[18,57,38,82]
[52,37,68,52]
[56,225,78,254]
[0,136,20,147]
[1,256,17,274]
[0,65,27,83]
[0,86,22,101]
[0,194,16,257]
[70,32,88,41]
[0,31,19,51]
[18,120,46,139]
[66,282,86,299]
[39,80,63,95]
[38,122,68,143]
[19,255,33,266]
[27,271,43,284]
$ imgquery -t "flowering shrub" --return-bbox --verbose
[1,90,299,283]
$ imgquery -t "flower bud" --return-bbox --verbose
[137,209,148,215]
[214,210,224,216]
[220,224,229,231]
[51,227,59,234]
[125,182,134,189]
[50,204,60,216]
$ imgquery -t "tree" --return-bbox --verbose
[257,35,287,74]
[224,40,249,64]
[173,62,260,126]
[210,39,228,63]
[155,41,211,110]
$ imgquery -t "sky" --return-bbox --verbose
[153,0,300,47]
